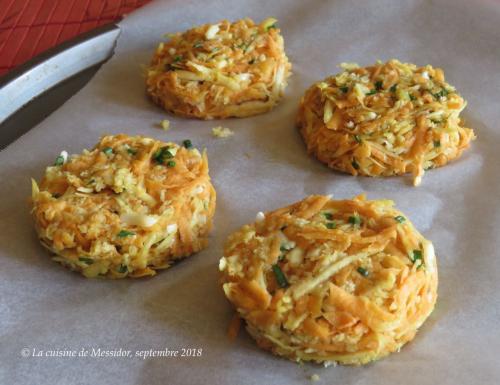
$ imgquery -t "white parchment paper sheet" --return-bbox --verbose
[1,0,499,384]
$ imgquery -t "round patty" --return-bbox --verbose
[146,17,292,119]
[220,194,438,365]
[297,59,475,186]
[31,134,216,278]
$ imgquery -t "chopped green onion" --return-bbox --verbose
[411,249,423,264]
[354,135,361,143]
[366,89,377,95]
[357,267,369,277]
[280,245,287,252]
[394,215,406,223]
[272,264,289,288]
[102,147,113,156]
[351,159,360,170]
[348,215,361,226]
[182,139,193,149]
[326,222,336,229]
[153,147,174,164]
[375,80,383,90]
[173,55,182,62]
[433,140,441,148]
[323,212,333,220]
[166,160,176,168]
[193,41,203,48]
[389,84,397,92]
[54,155,64,166]
[433,88,449,100]
[278,254,286,262]
[266,22,277,31]
[117,230,135,238]
[340,86,349,93]
[79,257,94,265]
[117,264,128,273]
[127,148,137,155]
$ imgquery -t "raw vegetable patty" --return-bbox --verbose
[146,17,292,119]
[31,134,216,278]
[220,195,438,365]
[297,59,475,186]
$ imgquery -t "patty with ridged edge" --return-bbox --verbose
[220,194,437,365]
[146,17,292,119]
[297,59,475,186]
[31,134,216,278]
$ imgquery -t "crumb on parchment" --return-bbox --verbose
[160,119,170,130]
[212,126,234,138]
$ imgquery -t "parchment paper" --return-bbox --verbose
[1,0,499,384]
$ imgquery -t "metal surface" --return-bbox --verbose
[0,23,121,149]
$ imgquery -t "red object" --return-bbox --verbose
[0,0,150,77]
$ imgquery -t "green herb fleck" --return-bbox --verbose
[117,230,135,238]
[394,215,406,223]
[166,160,176,168]
[351,159,360,170]
[348,215,361,226]
[117,264,128,273]
[127,148,137,155]
[153,147,174,164]
[375,80,383,90]
[409,94,416,101]
[173,55,182,62]
[357,267,369,277]
[354,135,361,143]
[266,22,277,31]
[193,41,203,48]
[323,212,333,220]
[183,139,193,149]
[411,249,423,264]
[79,257,94,265]
[390,84,397,93]
[102,147,113,156]
[340,86,349,93]
[366,89,377,95]
[433,88,449,100]
[433,140,441,148]
[326,222,336,229]
[54,155,64,166]
[272,264,289,288]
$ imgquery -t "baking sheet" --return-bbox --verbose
[1,0,499,384]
